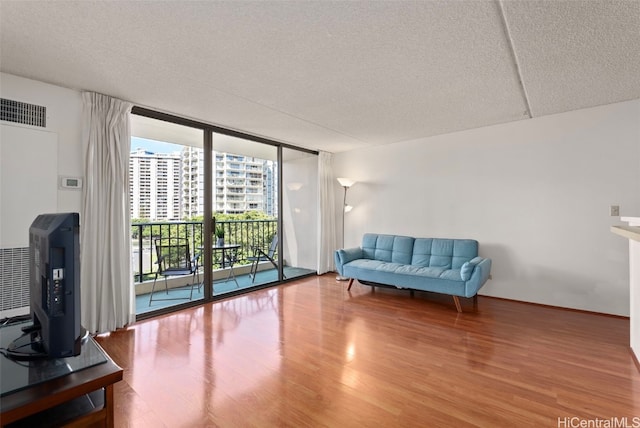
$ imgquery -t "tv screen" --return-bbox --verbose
[7,213,82,359]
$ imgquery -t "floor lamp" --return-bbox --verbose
[337,177,355,281]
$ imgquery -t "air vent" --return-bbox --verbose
[1,98,47,128]
[0,247,30,311]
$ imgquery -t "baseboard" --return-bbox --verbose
[339,276,628,319]
[479,294,630,320]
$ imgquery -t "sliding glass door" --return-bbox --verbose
[210,132,280,295]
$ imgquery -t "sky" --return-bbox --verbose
[131,137,182,154]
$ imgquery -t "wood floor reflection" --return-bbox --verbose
[95,274,640,427]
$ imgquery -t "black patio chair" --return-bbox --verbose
[150,237,201,305]
[247,235,285,283]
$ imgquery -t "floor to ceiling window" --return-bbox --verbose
[210,132,282,295]
[282,147,318,280]
[130,109,317,318]
[130,115,205,316]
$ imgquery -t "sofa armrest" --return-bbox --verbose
[462,257,492,297]
[334,247,363,275]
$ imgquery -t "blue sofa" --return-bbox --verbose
[334,233,492,312]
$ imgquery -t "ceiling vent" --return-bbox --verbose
[1,98,47,128]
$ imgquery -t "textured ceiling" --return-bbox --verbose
[1,0,638,153]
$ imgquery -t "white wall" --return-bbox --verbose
[0,73,83,316]
[334,100,640,316]
[0,72,84,223]
[1,124,58,247]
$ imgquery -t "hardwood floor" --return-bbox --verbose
[95,274,640,427]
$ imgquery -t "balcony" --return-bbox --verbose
[131,219,313,315]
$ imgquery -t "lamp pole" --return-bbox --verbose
[341,184,348,249]
[336,177,355,281]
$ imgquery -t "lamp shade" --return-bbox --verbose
[337,177,355,188]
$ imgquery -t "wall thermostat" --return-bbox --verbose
[60,176,83,190]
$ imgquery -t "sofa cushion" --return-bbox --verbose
[410,238,479,269]
[460,261,474,281]
[374,234,395,262]
[396,264,446,278]
[439,269,465,281]
[452,240,479,268]
[460,256,483,280]
[346,259,387,270]
[430,239,455,268]
[361,233,415,264]
[411,238,433,267]
[362,233,379,259]
[392,236,414,265]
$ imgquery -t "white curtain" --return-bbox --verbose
[317,151,337,274]
[81,92,134,334]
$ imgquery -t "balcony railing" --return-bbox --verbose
[132,219,277,283]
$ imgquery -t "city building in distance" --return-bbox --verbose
[129,147,276,221]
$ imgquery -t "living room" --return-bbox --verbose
[1,1,639,426]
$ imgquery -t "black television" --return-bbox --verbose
[7,213,82,359]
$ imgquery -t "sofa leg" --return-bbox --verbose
[410,290,414,298]
[473,295,478,311]
[453,296,462,313]
[347,278,354,290]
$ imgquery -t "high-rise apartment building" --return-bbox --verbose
[181,146,205,218]
[129,149,182,220]
[214,152,274,214]
[130,146,276,220]
[263,161,277,217]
